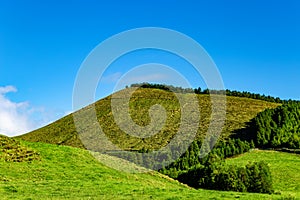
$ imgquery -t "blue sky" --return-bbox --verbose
[0,0,300,136]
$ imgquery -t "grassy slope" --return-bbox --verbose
[0,135,40,162]
[0,139,286,200]
[18,88,279,150]
[226,149,300,199]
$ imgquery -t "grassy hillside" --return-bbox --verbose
[0,139,288,199]
[0,135,40,162]
[18,88,279,150]
[226,149,300,198]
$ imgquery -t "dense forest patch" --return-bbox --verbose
[249,102,300,149]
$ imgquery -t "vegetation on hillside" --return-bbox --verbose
[249,102,300,149]
[158,138,273,194]
[160,138,254,175]
[0,135,40,162]
[178,160,273,194]
[130,83,287,103]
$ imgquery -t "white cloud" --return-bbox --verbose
[0,86,52,137]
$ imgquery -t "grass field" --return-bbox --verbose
[0,138,292,199]
[226,149,300,199]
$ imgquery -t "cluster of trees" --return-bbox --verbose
[158,138,272,194]
[105,138,254,174]
[250,102,300,149]
[177,158,273,193]
[224,90,283,103]
[161,138,254,174]
[129,83,286,103]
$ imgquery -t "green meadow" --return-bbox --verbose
[0,137,292,199]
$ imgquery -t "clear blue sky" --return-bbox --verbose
[0,0,300,136]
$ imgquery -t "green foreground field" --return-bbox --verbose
[1,139,298,199]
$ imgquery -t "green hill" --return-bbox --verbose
[18,87,279,151]
[0,138,288,199]
[4,87,300,199]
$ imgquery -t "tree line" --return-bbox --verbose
[129,82,294,103]
[158,138,273,194]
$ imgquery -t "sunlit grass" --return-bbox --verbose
[0,140,288,199]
